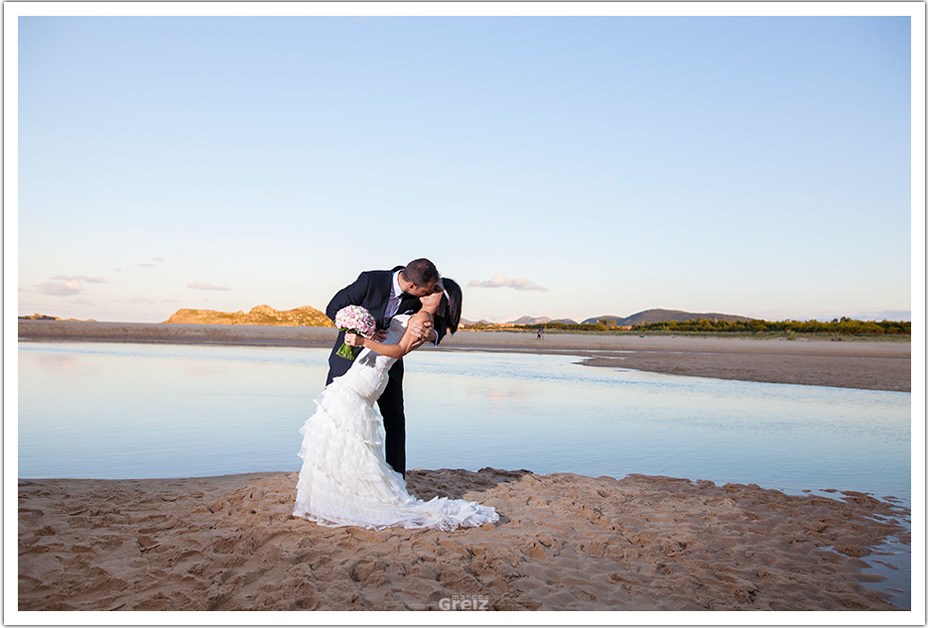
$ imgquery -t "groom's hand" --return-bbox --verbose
[372,329,389,343]
[409,319,434,343]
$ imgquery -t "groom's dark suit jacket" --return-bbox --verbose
[325,267,447,476]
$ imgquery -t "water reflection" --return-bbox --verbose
[28,351,102,378]
[463,381,531,402]
[18,342,910,507]
[183,362,231,379]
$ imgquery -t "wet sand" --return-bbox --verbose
[19,320,911,391]
[18,468,909,611]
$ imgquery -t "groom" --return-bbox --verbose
[325,258,448,477]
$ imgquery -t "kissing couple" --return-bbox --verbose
[293,258,499,530]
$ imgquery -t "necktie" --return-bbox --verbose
[385,290,403,321]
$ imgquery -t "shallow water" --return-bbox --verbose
[17,341,913,608]
[18,342,910,502]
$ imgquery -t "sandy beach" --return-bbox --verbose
[18,468,909,611]
[18,320,911,391]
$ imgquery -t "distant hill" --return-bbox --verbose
[581,309,754,326]
[578,315,627,327]
[460,318,496,326]
[500,311,752,327]
[18,313,97,322]
[460,310,751,328]
[164,305,334,327]
[509,315,552,325]
[19,313,60,321]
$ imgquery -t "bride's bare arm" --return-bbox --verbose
[346,313,431,359]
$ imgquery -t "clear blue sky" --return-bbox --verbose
[17,14,913,323]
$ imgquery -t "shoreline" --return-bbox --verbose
[19,320,911,391]
[18,468,910,611]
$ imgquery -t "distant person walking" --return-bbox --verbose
[537,328,544,340]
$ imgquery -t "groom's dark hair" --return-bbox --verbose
[403,259,440,287]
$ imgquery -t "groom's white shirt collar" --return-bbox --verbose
[385,270,404,320]
[391,270,403,299]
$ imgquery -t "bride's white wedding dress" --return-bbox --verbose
[293,314,499,530]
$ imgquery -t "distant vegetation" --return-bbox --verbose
[464,317,910,336]
[18,313,96,322]
[461,307,909,337]
[632,317,910,335]
[19,313,60,321]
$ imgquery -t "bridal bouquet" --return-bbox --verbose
[334,305,377,360]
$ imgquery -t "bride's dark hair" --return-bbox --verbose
[438,278,463,335]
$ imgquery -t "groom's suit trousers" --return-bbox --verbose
[324,268,429,478]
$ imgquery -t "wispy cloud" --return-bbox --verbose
[52,275,108,284]
[129,297,155,304]
[37,280,83,296]
[152,257,166,262]
[264,191,294,200]
[188,282,232,291]
[38,274,109,296]
[604,175,617,182]
[468,274,547,292]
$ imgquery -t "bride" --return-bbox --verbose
[293,278,499,530]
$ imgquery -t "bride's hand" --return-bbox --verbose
[344,332,365,347]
